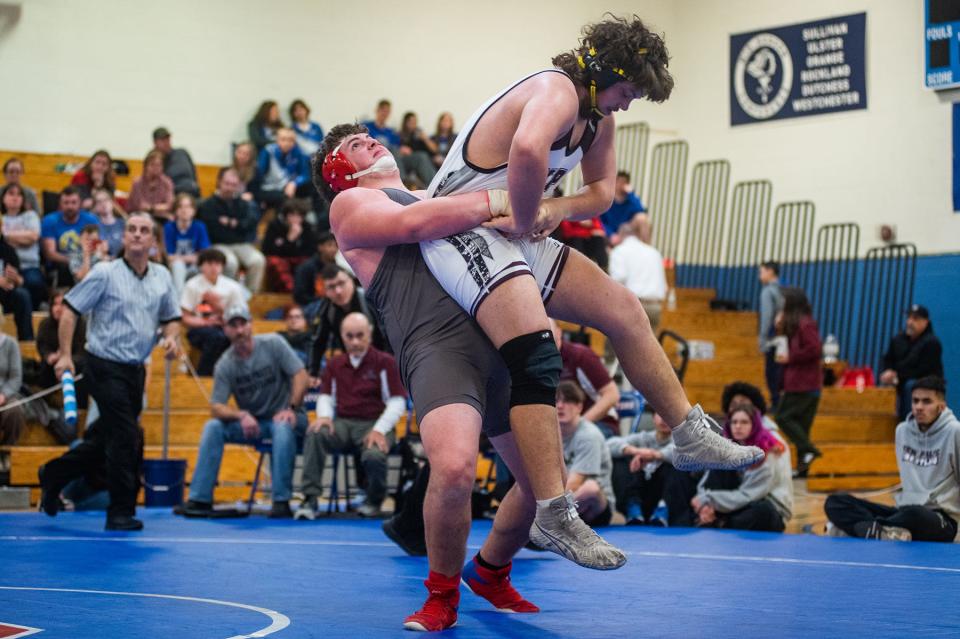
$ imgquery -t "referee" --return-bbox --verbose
[43,212,181,531]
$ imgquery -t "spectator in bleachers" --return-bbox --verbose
[0,317,26,446]
[248,100,282,153]
[164,193,211,297]
[608,214,666,333]
[608,412,675,525]
[231,142,258,201]
[41,186,99,287]
[197,167,265,292]
[398,112,438,188]
[36,289,88,403]
[678,403,792,532]
[180,249,245,376]
[149,223,169,268]
[0,183,45,309]
[430,112,457,168]
[180,304,308,519]
[126,150,174,222]
[0,223,33,341]
[289,99,325,156]
[278,304,311,364]
[2,158,41,213]
[363,99,402,152]
[758,260,784,407]
[721,381,778,432]
[255,127,314,210]
[306,264,387,382]
[556,380,615,527]
[600,170,645,240]
[69,224,109,283]
[558,213,607,271]
[152,127,200,197]
[297,313,406,520]
[825,376,959,542]
[70,150,115,209]
[363,100,431,190]
[91,188,126,258]
[880,304,944,420]
[774,287,822,477]
[262,199,314,293]
[292,232,340,307]
[550,319,619,437]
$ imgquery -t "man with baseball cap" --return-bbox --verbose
[179,303,309,518]
[880,304,944,419]
[152,126,199,196]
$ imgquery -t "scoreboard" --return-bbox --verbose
[926,0,960,89]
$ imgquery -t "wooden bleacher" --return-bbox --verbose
[661,285,900,494]
[0,149,222,206]
[2,272,901,513]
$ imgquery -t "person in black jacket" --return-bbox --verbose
[292,232,340,307]
[880,304,944,419]
[262,200,315,292]
[196,167,265,292]
[306,264,387,382]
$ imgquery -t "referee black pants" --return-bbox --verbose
[46,355,146,519]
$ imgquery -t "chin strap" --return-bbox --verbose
[577,46,648,118]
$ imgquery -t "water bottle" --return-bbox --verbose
[823,334,839,364]
[666,288,677,311]
[61,371,78,427]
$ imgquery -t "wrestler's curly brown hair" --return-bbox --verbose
[311,122,369,201]
[552,14,674,103]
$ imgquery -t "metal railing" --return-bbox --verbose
[805,223,861,360]
[614,122,651,199]
[767,201,816,288]
[717,180,773,308]
[676,159,730,288]
[647,140,689,261]
[852,243,917,370]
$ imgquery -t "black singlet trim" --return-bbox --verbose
[462,69,592,175]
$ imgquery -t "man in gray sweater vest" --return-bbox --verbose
[825,376,960,542]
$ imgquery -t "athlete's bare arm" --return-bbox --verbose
[331,188,494,251]
[506,76,580,232]
[558,115,617,220]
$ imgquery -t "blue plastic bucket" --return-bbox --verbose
[142,459,187,507]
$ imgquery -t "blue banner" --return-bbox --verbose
[730,13,867,126]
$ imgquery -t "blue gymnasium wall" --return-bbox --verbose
[676,253,960,407]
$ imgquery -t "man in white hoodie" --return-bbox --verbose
[824,376,960,542]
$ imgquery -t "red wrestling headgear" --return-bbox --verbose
[321,142,359,193]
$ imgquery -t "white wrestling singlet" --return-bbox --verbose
[421,69,601,317]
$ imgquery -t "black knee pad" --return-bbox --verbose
[498,330,561,407]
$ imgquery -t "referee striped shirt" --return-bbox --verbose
[65,259,181,365]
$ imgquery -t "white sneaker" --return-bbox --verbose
[528,493,626,571]
[672,405,764,471]
[294,498,318,521]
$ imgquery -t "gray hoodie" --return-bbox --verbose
[607,431,675,479]
[697,431,793,522]
[895,407,960,539]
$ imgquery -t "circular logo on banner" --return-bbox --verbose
[734,33,793,120]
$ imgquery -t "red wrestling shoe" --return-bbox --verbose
[403,571,460,632]
[462,556,539,613]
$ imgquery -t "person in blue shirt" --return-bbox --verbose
[362,99,402,149]
[255,128,324,217]
[41,185,100,286]
[164,193,211,297]
[289,99,325,157]
[600,170,646,239]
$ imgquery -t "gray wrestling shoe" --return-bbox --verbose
[528,493,626,571]
[672,405,765,471]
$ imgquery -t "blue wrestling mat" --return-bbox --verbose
[1,510,958,638]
